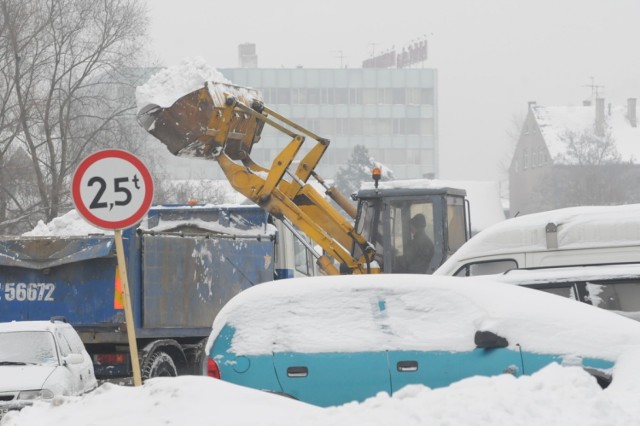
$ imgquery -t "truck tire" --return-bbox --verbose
[142,350,178,380]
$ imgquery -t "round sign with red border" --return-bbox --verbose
[72,150,154,230]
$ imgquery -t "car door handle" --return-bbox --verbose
[397,360,418,372]
[287,366,308,378]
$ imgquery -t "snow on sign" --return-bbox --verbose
[72,149,154,230]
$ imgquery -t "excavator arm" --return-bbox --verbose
[137,82,375,275]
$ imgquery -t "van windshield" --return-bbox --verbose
[0,331,58,366]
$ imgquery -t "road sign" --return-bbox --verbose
[72,149,154,230]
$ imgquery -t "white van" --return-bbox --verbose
[434,204,640,277]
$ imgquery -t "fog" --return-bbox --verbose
[145,0,640,183]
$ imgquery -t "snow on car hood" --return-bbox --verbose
[0,365,56,392]
[207,274,640,361]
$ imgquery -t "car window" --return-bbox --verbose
[56,328,74,357]
[0,331,58,365]
[455,259,518,276]
[62,328,85,354]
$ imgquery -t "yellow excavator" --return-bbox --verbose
[137,81,471,275]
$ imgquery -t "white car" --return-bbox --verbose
[0,318,97,417]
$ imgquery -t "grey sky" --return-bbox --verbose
[146,0,640,184]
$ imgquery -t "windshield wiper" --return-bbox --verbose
[0,361,35,366]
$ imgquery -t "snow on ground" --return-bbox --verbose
[3,359,640,426]
[22,210,111,237]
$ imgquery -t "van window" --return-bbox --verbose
[455,259,518,276]
[585,281,640,312]
[524,284,577,300]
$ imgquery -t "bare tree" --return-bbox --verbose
[552,124,634,207]
[0,0,147,233]
[555,125,621,166]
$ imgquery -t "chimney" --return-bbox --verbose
[628,98,637,127]
[528,101,536,110]
[238,43,258,68]
[595,97,605,136]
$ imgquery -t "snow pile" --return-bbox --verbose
[22,210,111,237]
[5,362,640,426]
[135,57,230,109]
[322,363,640,426]
[0,376,320,426]
[135,56,261,111]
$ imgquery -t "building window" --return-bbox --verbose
[277,88,291,104]
[363,88,377,104]
[348,88,362,104]
[406,118,420,135]
[377,88,392,104]
[532,149,538,167]
[393,118,405,134]
[523,150,529,170]
[291,88,306,104]
[307,88,320,104]
[392,88,406,104]
[420,118,434,135]
[420,88,434,104]
[334,88,348,104]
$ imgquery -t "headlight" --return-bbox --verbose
[17,390,54,400]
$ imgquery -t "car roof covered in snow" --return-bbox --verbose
[0,320,72,333]
[206,273,640,362]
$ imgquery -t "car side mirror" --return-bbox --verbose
[63,353,84,366]
[475,330,508,349]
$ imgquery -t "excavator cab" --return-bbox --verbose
[137,80,471,275]
[353,187,469,274]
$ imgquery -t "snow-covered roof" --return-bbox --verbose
[437,204,640,266]
[532,103,640,162]
[206,273,640,361]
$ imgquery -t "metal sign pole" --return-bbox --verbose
[114,229,142,386]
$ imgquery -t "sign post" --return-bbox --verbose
[72,149,154,386]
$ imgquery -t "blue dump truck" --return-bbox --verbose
[0,204,309,380]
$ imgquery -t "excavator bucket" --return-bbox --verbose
[137,83,264,160]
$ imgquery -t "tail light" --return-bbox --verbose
[207,357,221,379]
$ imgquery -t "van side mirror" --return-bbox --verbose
[475,330,508,348]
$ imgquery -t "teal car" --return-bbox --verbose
[205,274,640,407]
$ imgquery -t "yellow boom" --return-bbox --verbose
[137,82,375,275]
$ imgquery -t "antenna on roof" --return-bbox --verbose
[583,76,604,101]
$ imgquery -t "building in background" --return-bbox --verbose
[509,98,640,216]
[220,42,438,180]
